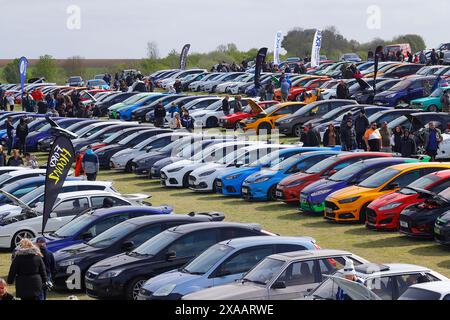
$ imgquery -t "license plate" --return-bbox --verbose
[242,188,248,194]
[435,227,441,235]
[85,282,94,290]
[276,191,283,198]
[400,221,409,228]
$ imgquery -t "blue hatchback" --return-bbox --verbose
[137,235,318,300]
[217,147,340,197]
[241,151,341,201]
[45,205,173,252]
[26,118,82,151]
[118,94,166,121]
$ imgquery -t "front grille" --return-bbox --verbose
[366,208,377,224]
[325,201,339,211]
[325,211,336,218]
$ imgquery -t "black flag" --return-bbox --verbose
[254,47,268,89]
[42,135,75,234]
[179,44,191,70]
[373,45,384,97]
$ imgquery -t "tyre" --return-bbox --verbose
[359,204,370,224]
[206,117,218,128]
[125,161,134,173]
[293,124,302,137]
[11,230,35,249]
[182,171,193,187]
[428,104,439,112]
[267,185,278,201]
[257,122,272,135]
[125,277,148,300]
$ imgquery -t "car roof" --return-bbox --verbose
[408,281,450,294]
[5,169,46,177]
[86,206,169,217]
[169,221,261,234]
[433,169,450,178]
[220,236,314,248]
[270,249,355,261]
[388,162,450,171]
[353,263,432,278]
[56,190,118,199]
[122,213,218,226]
[61,180,113,187]
[354,157,415,166]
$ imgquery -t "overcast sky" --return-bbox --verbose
[1,0,448,59]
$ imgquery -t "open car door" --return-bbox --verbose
[324,275,382,300]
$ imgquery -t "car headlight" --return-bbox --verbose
[97,269,123,279]
[252,177,270,184]
[286,181,304,188]
[280,118,293,124]
[311,189,332,197]
[225,174,242,180]
[152,283,176,297]
[199,170,216,177]
[379,202,402,211]
[168,167,182,173]
[338,196,361,204]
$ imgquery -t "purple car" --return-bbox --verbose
[299,158,422,214]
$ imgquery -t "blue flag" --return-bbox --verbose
[18,56,28,95]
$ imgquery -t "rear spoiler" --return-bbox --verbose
[188,211,225,221]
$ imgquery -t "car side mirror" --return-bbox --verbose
[326,169,337,176]
[121,240,135,252]
[166,250,176,261]
[272,281,286,289]
[49,212,57,218]
[146,146,153,153]
[81,232,93,240]
[235,161,244,168]
[385,182,400,191]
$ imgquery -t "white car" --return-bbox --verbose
[399,281,450,300]
[437,133,450,160]
[215,74,252,93]
[0,181,119,221]
[225,75,255,94]
[110,132,191,171]
[188,73,221,91]
[160,141,252,188]
[159,69,206,89]
[164,97,221,123]
[0,167,26,177]
[0,190,150,249]
[188,144,290,192]
[0,169,47,188]
[201,73,245,93]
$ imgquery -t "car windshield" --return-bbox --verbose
[217,148,248,165]
[103,130,129,144]
[52,214,97,238]
[88,80,106,86]
[182,244,233,275]
[320,80,339,89]
[205,101,221,111]
[37,123,52,132]
[358,168,400,188]
[305,157,338,174]
[322,107,352,120]
[87,222,136,248]
[399,175,440,195]
[270,154,304,172]
[189,144,220,161]
[122,94,147,105]
[0,174,12,185]
[118,131,148,146]
[388,116,409,130]
[132,135,164,150]
[328,162,367,182]
[132,230,178,256]
[69,77,81,81]
[389,80,412,91]
[20,186,44,204]
[242,257,285,285]
[248,151,285,168]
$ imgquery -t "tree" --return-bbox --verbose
[33,54,58,81]
[146,41,159,60]
[2,58,20,83]
[391,34,426,53]
[63,56,85,77]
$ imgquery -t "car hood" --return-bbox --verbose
[111,148,134,159]
[245,169,278,183]
[54,242,102,261]
[163,159,194,171]
[192,163,224,175]
[327,185,373,201]
[302,178,344,195]
[183,282,265,300]
[369,192,413,209]
[142,269,203,293]
[278,172,317,187]
[0,205,23,220]
[96,144,121,153]
[89,252,144,273]
[221,166,261,179]
[411,97,432,104]
[134,151,167,163]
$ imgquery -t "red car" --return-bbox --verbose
[218,100,279,129]
[366,169,450,231]
[274,76,330,101]
[275,152,393,204]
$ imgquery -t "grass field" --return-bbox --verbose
[1,149,450,300]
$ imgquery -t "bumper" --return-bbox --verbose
[323,199,360,222]
[0,235,12,249]
[399,223,434,239]
[275,186,301,203]
[217,179,243,196]
[299,198,325,214]
[160,171,184,187]
[365,207,399,230]
[84,276,125,299]
[109,159,127,170]
[275,123,293,135]
[241,184,268,201]
[188,175,214,192]
[434,225,450,245]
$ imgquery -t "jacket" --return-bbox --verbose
[82,150,99,174]
[354,116,369,134]
[154,106,167,118]
[16,124,29,140]
[423,128,442,151]
[303,129,321,147]
[336,83,349,99]
[7,247,47,299]
[6,121,13,138]
[323,129,341,146]
[401,136,417,158]
[7,157,23,167]
[340,125,356,151]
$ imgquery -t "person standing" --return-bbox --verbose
[265,81,275,101]
[234,96,243,113]
[15,118,29,155]
[35,237,56,301]
[168,102,180,118]
[0,146,6,166]
[441,90,450,113]
[336,260,364,300]
[354,110,369,150]
[24,153,39,169]
[169,112,182,129]
[154,102,167,127]
[430,49,438,65]
[7,150,23,166]
[407,51,414,63]
[5,116,14,156]
[364,122,382,152]
[82,146,99,181]
[336,80,349,99]
[173,80,182,94]
[400,130,417,158]
[302,124,321,147]
[323,123,340,147]
[280,78,290,102]
[340,119,357,151]
[423,122,442,161]
[7,239,47,301]
[181,110,194,131]
[21,91,34,112]
[222,96,230,116]
[419,51,427,65]
[379,122,392,152]
[0,278,14,300]
[6,95,15,111]
[391,125,404,154]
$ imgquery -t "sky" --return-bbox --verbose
[1,0,449,59]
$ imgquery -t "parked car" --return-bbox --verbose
[399,282,450,300]
[435,209,450,245]
[219,100,278,130]
[340,53,362,62]
[67,76,84,87]
[410,86,450,112]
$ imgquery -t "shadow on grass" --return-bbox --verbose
[112,175,143,182]
[437,260,450,269]
[408,244,450,257]
[254,203,296,213]
[353,236,425,249]
[302,219,349,229]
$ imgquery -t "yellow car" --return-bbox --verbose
[239,102,305,134]
[324,163,450,223]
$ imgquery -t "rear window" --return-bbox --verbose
[400,288,441,300]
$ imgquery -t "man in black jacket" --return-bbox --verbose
[340,119,357,151]
[302,124,321,147]
[222,96,230,115]
[354,110,369,150]
[5,117,14,156]
[336,80,349,99]
[154,102,167,127]
[36,237,56,300]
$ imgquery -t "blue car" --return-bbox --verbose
[241,151,341,201]
[45,205,173,253]
[299,158,421,214]
[373,76,437,107]
[26,118,82,151]
[217,147,339,197]
[118,93,166,121]
[1,117,49,147]
[137,235,318,300]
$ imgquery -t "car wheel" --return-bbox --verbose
[206,117,218,128]
[12,230,35,249]
[359,204,370,224]
[267,185,277,201]
[125,277,148,300]
[182,171,193,188]
[257,122,272,135]
[293,124,302,137]
[125,161,134,173]
[428,105,439,112]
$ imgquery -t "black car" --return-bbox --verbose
[95,92,139,117]
[131,94,186,122]
[96,128,172,169]
[89,126,155,150]
[353,79,401,104]
[380,64,424,79]
[399,187,450,239]
[84,222,273,300]
[367,109,417,127]
[434,209,450,245]
[303,104,361,129]
[54,212,224,292]
[388,112,450,137]
[275,100,356,137]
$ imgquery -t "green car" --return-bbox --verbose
[108,93,152,119]
[410,86,450,112]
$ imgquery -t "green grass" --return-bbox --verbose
[1,152,450,300]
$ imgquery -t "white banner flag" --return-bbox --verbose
[310,29,322,68]
[274,30,283,65]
